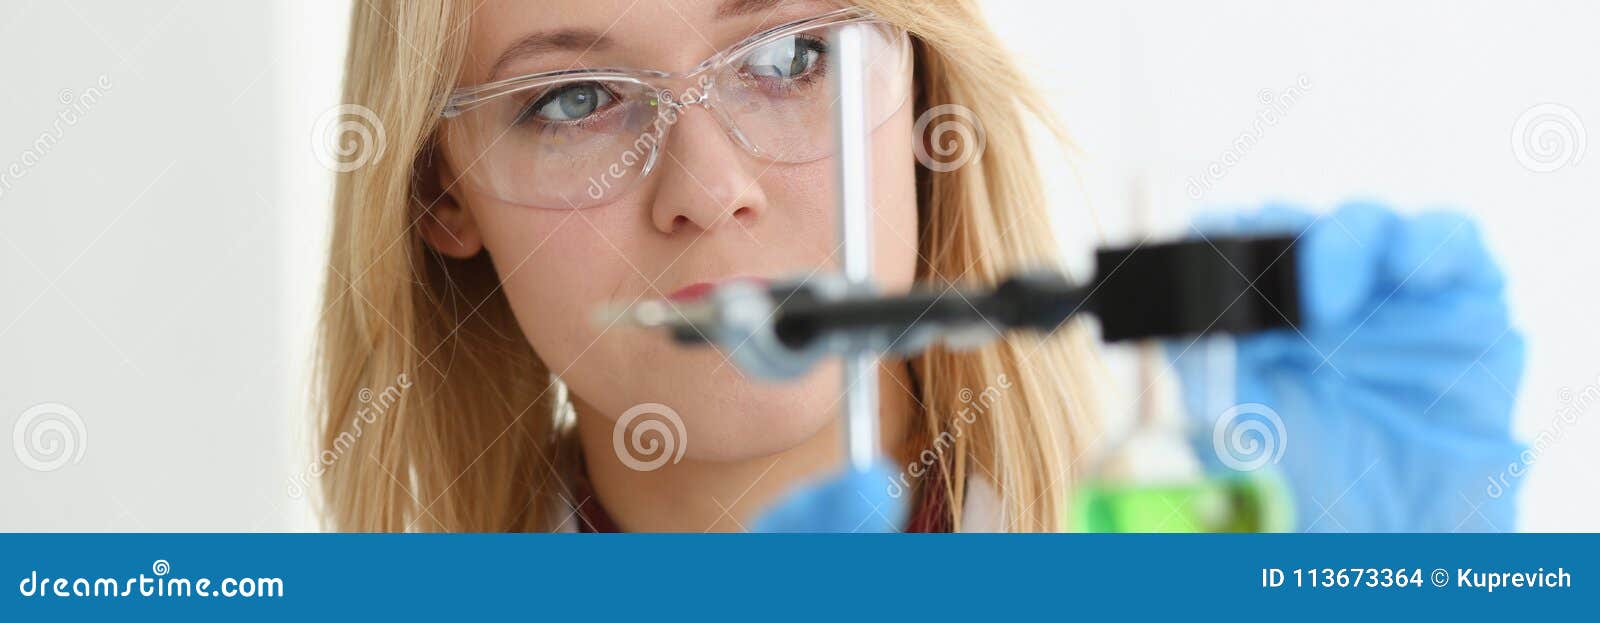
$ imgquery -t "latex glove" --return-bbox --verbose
[1170,201,1525,532]
[754,463,908,532]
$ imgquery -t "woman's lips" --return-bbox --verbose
[666,276,769,302]
[666,282,717,302]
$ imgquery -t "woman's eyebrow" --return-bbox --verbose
[489,28,612,80]
[715,0,783,18]
[488,0,790,80]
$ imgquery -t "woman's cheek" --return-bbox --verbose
[755,135,918,291]
[764,109,919,290]
[477,207,633,370]
[870,109,920,293]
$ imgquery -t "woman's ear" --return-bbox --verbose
[420,194,483,259]
[418,156,484,259]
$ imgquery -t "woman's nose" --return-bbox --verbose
[647,107,768,235]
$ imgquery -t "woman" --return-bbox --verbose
[317,0,1523,532]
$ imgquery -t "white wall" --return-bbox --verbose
[2,1,1593,531]
[1,0,296,529]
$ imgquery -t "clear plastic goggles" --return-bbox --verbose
[438,8,911,210]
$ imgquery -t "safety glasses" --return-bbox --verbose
[438,8,911,209]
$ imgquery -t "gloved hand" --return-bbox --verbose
[1170,201,1525,532]
[753,462,909,532]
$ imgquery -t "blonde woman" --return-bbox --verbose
[318,0,1524,532]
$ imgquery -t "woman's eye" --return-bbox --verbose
[740,35,826,80]
[523,82,613,123]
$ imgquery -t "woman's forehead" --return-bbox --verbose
[463,0,837,82]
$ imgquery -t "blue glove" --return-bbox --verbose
[1171,201,1525,532]
[754,462,909,532]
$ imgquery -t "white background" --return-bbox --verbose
[1,1,1595,531]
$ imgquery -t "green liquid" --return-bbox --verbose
[1070,472,1293,533]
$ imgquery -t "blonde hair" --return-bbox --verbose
[317,0,1103,532]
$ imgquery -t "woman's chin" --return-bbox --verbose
[576,349,844,465]
[675,395,840,463]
